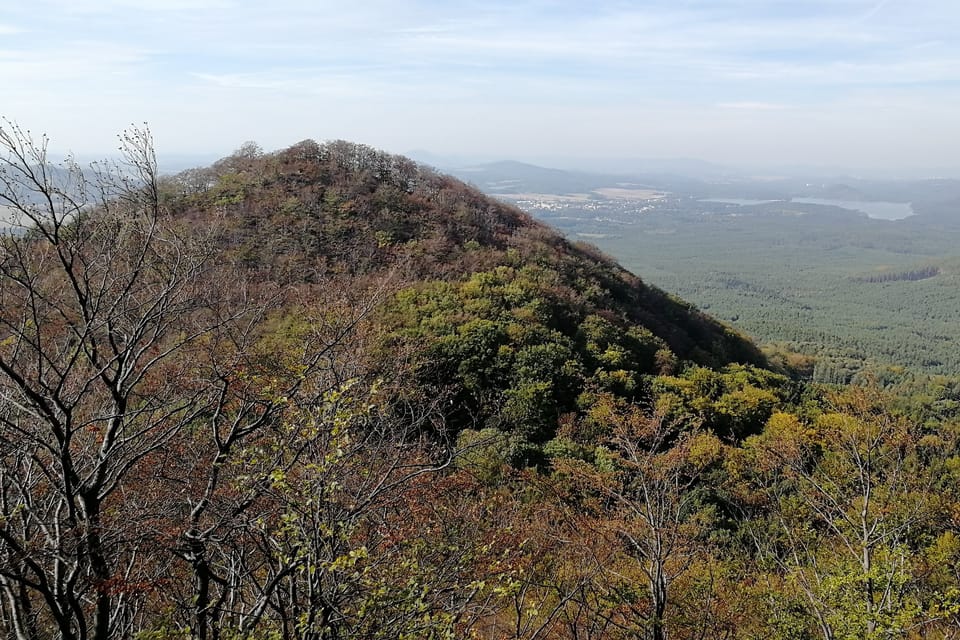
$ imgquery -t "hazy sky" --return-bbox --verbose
[2,0,959,172]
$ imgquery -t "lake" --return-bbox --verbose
[791,198,914,221]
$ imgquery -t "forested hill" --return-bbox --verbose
[6,127,960,639]
[153,139,768,464]
[166,140,763,371]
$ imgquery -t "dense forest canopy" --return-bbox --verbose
[1,125,959,639]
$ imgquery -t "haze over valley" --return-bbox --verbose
[445,158,960,380]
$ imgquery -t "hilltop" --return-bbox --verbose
[160,140,769,457]
[166,140,760,363]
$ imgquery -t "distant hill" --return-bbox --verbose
[565,156,735,179]
[445,158,730,197]
[449,160,639,195]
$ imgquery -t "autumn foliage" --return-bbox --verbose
[1,125,959,639]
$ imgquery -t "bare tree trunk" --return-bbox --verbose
[0,120,217,639]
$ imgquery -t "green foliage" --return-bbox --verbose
[651,364,789,439]
[455,428,511,484]
[578,314,666,395]
[380,264,694,453]
[208,171,256,207]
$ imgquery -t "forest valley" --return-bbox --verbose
[1,122,960,640]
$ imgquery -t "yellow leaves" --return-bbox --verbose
[945,455,960,486]
[816,410,867,443]
[686,432,723,470]
[466,579,486,592]
[917,432,945,450]
[327,545,369,573]
[268,468,287,490]
[584,392,620,426]
[747,412,817,473]
[491,577,522,598]
[599,344,630,368]
[595,368,637,394]
[766,411,815,443]
[925,531,960,570]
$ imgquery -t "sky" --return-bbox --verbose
[2,0,959,173]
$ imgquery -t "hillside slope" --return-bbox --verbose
[161,141,769,458]
[167,140,762,368]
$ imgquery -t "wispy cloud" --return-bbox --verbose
[2,0,958,171]
[35,0,234,12]
[190,70,389,98]
[718,102,790,110]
